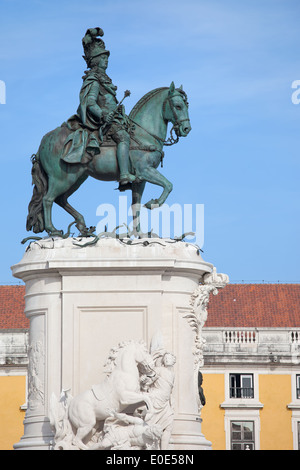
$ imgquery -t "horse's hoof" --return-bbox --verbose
[78,226,96,237]
[47,230,64,237]
[144,199,159,210]
[86,226,96,235]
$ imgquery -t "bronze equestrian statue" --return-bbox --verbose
[26,28,191,238]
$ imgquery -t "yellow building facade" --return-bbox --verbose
[0,375,26,450]
[199,283,300,450]
[201,369,298,450]
[200,330,300,449]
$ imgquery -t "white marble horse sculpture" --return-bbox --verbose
[50,340,154,450]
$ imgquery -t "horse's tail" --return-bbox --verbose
[26,153,48,234]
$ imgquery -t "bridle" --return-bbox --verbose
[161,91,191,146]
[129,90,190,148]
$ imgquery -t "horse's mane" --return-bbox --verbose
[103,339,148,376]
[129,87,168,120]
[129,86,189,120]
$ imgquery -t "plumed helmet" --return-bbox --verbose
[82,27,110,67]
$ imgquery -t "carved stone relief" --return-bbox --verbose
[49,336,176,450]
[27,336,45,411]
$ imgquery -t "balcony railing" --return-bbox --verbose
[203,328,300,366]
[290,331,300,344]
[230,387,254,399]
[224,330,257,344]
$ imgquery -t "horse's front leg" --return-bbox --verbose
[119,390,153,414]
[139,167,173,210]
[131,181,146,236]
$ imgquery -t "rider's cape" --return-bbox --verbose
[61,70,118,165]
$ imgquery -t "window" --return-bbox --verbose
[296,375,300,399]
[231,421,255,450]
[230,374,254,398]
[298,422,300,450]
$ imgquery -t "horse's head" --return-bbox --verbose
[163,82,192,137]
[132,341,151,362]
[104,340,153,376]
[131,341,154,374]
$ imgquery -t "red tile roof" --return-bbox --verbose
[0,285,28,329]
[0,284,299,330]
[206,284,300,328]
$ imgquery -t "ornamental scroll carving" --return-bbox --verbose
[184,267,229,410]
[184,268,229,413]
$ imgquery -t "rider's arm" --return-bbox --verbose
[86,81,103,121]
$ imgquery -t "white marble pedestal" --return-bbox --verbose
[11,237,228,450]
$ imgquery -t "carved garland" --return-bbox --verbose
[28,337,45,410]
[183,268,229,411]
[184,268,229,369]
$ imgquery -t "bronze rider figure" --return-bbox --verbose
[68,27,136,186]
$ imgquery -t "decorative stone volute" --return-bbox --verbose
[184,268,229,412]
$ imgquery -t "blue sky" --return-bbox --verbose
[0,0,299,284]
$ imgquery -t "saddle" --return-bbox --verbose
[60,118,116,165]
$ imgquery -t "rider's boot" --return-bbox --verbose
[117,141,136,185]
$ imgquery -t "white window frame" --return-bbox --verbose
[288,373,300,449]
[224,411,260,450]
[223,371,261,406]
[296,374,300,400]
[230,419,256,450]
[229,373,254,399]
[222,371,262,450]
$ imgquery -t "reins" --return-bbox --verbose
[128,91,190,167]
